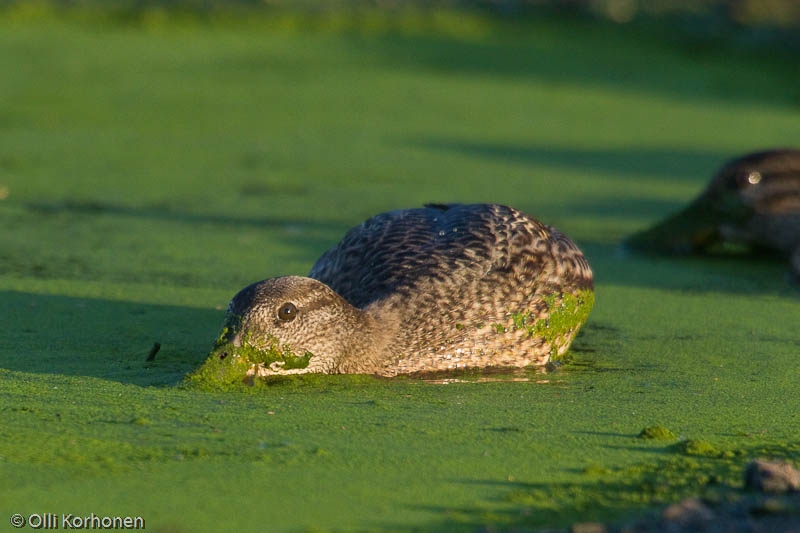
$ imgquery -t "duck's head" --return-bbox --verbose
[189,276,375,387]
[626,149,800,254]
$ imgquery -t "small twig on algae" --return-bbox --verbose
[146,342,161,362]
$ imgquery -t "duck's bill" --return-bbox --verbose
[624,195,723,255]
[185,342,262,388]
[185,327,317,389]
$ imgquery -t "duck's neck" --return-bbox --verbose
[334,303,397,375]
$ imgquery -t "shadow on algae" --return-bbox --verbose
[363,22,800,111]
[0,290,218,387]
[408,139,732,184]
[415,435,800,530]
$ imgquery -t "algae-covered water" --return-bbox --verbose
[1,7,799,532]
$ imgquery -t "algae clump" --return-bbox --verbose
[639,425,679,440]
[674,439,725,458]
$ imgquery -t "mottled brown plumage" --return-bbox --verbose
[627,149,800,279]
[218,204,594,377]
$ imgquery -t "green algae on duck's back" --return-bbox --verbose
[510,290,595,362]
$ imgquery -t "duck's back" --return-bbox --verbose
[309,203,592,308]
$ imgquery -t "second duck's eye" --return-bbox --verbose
[736,170,762,188]
[277,302,298,322]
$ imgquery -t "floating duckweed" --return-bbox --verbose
[675,439,722,457]
[639,425,679,440]
[583,465,613,476]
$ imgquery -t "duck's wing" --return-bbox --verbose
[308,204,592,309]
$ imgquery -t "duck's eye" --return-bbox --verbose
[746,171,762,185]
[277,302,298,322]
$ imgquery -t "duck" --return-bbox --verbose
[626,149,800,279]
[192,203,594,383]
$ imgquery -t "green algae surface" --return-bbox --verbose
[1,7,800,532]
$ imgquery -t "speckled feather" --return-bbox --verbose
[224,204,594,377]
[309,203,592,307]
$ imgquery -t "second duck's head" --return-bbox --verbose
[626,149,800,254]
